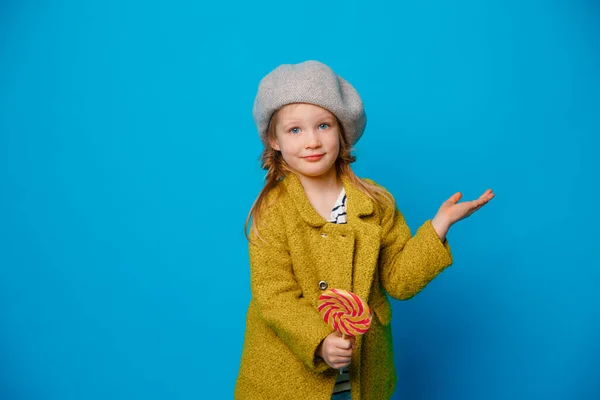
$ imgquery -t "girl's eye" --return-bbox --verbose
[319,123,330,130]
[289,127,301,134]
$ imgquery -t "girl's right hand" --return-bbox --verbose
[316,331,356,369]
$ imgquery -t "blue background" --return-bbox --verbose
[1,0,599,399]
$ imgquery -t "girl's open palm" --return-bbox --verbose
[436,189,495,226]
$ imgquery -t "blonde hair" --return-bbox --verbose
[244,106,395,241]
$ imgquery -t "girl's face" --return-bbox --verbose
[270,103,340,181]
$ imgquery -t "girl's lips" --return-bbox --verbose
[303,154,325,161]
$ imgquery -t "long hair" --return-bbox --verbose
[244,106,395,241]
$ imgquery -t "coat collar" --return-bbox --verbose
[281,172,374,227]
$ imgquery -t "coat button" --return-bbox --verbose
[318,280,328,290]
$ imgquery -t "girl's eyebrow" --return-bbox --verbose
[318,116,336,125]
[281,115,335,128]
[280,120,302,130]
[312,111,334,120]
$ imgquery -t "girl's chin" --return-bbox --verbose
[292,166,337,179]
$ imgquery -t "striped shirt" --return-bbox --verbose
[327,188,351,396]
[327,188,347,224]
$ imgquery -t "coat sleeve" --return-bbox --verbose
[248,197,333,373]
[377,191,454,300]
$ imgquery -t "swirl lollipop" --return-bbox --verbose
[317,288,372,339]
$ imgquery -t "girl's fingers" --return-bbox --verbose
[473,191,494,208]
[442,189,494,222]
[335,337,354,350]
[333,348,353,358]
[467,193,493,215]
[326,354,351,369]
[334,362,351,369]
[473,199,487,209]
[480,193,494,202]
[334,355,352,363]
[334,341,351,350]
[457,190,494,205]
[329,342,353,356]
[449,192,462,204]
[333,360,351,368]
[482,190,494,201]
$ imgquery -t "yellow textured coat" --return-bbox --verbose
[235,173,453,399]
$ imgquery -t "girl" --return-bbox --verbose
[235,60,494,400]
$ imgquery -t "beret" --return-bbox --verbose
[252,60,366,146]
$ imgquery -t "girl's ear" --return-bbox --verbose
[269,138,281,151]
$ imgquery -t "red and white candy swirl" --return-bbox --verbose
[317,288,372,337]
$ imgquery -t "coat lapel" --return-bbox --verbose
[281,173,327,228]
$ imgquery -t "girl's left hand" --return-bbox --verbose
[431,189,495,240]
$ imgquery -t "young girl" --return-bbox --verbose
[235,60,494,400]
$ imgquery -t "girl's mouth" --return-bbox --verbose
[303,154,325,162]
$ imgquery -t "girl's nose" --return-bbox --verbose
[304,129,321,148]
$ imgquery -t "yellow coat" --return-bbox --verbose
[235,173,453,399]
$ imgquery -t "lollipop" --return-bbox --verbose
[317,288,372,338]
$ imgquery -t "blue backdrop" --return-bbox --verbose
[1,0,598,399]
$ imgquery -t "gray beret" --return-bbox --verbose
[252,60,366,146]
